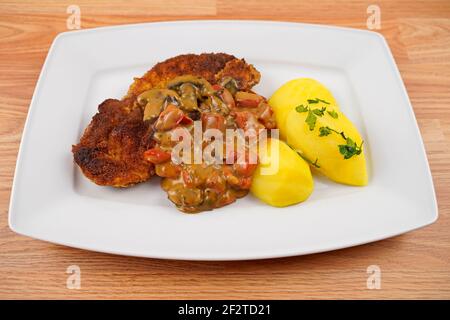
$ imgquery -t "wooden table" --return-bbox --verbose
[0,0,449,299]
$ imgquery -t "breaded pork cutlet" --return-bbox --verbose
[73,53,261,187]
[72,98,154,187]
[126,53,261,98]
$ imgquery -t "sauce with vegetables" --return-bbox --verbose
[137,75,276,213]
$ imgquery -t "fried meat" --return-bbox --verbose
[72,98,154,187]
[73,53,262,188]
[126,53,260,98]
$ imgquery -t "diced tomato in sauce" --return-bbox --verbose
[154,104,192,131]
[144,147,172,164]
[202,113,226,131]
[146,76,277,213]
[235,91,263,108]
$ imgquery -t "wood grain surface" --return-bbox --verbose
[0,0,449,299]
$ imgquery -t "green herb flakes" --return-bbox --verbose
[295,105,308,113]
[327,110,338,119]
[305,111,317,131]
[298,152,321,168]
[313,107,326,116]
[338,138,363,159]
[307,98,330,105]
[319,126,332,136]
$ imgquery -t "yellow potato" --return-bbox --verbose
[268,77,367,186]
[250,138,314,207]
[268,78,338,139]
[285,107,368,186]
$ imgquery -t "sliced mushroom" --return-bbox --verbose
[200,95,230,115]
[178,83,198,111]
[137,89,181,121]
[167,75,214,97]
[219,76,239,95]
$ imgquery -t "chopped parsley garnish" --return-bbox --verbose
[289,146,321,168]
[311,157,320,168]
[294,99,363,159]
[307,98,330,105]
[319,126,347,140]
[305,110,317,131]
[327,110,338,119]
[338,138,363,159]
[295,99,337,131]
[298,152,321,168]
[319,126,332,136]
[295,105,308,113]
[295,103,328,131]
[312,107,326,116]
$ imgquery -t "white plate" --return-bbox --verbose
[9,21,438,260]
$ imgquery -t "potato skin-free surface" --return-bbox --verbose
[268,78,338,139]
[285,108,368,186]
[268,78,367,186]
[250,138,314,207]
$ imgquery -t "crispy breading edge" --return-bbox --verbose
[215,58,261,91]
[126,53,261,98]
[72,99,154,187]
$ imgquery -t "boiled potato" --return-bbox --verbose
[269,78,367,186]
[250,138,314,207]
[285,107,367,186]
[268,78,339,139]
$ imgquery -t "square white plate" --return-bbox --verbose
[9,21,438,260]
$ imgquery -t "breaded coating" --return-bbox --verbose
[126,53,260,98]
[215,58,261,91]
[74,53,261,188]
[72,99,154,187]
